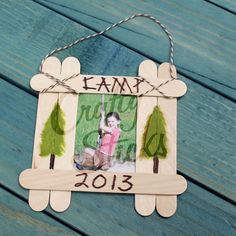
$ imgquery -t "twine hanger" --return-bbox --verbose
[39,13,176,97]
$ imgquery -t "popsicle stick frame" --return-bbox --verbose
[19,56,187,216]
[17,13,188,217]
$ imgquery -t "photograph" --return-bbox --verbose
[74,94,137,172]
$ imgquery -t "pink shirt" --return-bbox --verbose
[99,128,121,156]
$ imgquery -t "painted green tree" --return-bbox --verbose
[40,101,66,169]
[141,105,168,173]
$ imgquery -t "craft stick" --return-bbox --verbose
[19,169,187,195]
[29,57,61,211]
[135,60,158,216]
[156,63,178,217]
[49,57,80,212]
[30,73,187,97]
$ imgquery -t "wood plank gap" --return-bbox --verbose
[2,166,235,216]
[176,70,236,103]
[203,0,236,15]
[177,171,236,206]
[0,183,89,236]
[0,72,37,98]
[32,0,236,102]
[1,167,235,231]
[32,0,155,45]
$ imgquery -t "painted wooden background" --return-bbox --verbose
[0,0,235,235]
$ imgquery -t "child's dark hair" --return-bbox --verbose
[106,112,121,122]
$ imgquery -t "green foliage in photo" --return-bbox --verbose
[75,94,137,161]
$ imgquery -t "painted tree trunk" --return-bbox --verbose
[49,154,55,169]
[153,156,159,173]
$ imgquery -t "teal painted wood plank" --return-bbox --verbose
[0,0,235,201]
[0,79,235,235]
[34,0,236,101]
[208,0,236,13]
[0,188,79,236]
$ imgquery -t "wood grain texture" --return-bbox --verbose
[19,169,187,195]
[0,0,235,202]
[0,188,79,236]
[135,60,158,216]
[50,57,80,212]
[156,63,178,217]
[49,57,80,212]
[29,57,61,212]
[34,0,236,100]
[0,76,235,235]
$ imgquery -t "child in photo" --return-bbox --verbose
[94,111,121,170]
[75,111,121,171]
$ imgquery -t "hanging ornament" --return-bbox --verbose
[19,14,188,217]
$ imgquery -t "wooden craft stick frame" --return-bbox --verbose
[20,56,187,216]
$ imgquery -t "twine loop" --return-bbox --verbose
[39,13,176,97]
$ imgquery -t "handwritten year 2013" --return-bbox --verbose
[74,173,133,192]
